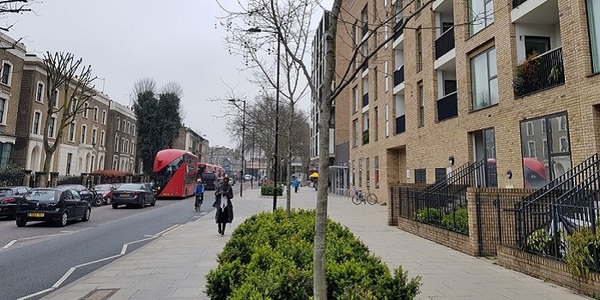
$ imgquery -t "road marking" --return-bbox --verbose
[17,224,183,299]
[2,240,16,249]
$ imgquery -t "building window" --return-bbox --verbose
[81,125,87,144]
[122,120,126,131]
[132,124,136,136]
[36,82,44,103]
[358,158,363,187]
[385,104,389,137]
[435,168,446,182]
[115,136,119,151]
[48,117,56,138]
[0,61,12,85]
[415,169,426,183]
[416,28,422,71]
[362,111,369,145]
[374,156,379,188]
[102,110,106,124]
[528,141,536,157]
[526,122,534,136]
[0,97,6,124]
[352,119,359,147]
[32,112,41,135]
[353,86,359,113]
[93,106,99,121]
[121,137,125,152]
[83,102,89,118]
[524,36,551,57]
[365,157,370,187]
[469,0,494,36]
[92,128,97,145]
[384,61,389,92]
[66,153,72,175]
[52,89,59,108]
[131,141,135,155]
[100,130,105,147]
[117,117,121,131]
[559,116,567,131]
[471,47,498,110]
[69,123,75,142]
[374,107,379,142]
[588,0,600,72]
[418,81,424,127]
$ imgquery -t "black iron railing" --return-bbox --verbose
[435,27,455,59]
[514,47,565,97]
[512,0,528,9]
[394,66,405,87]
[395,115,405,134]
[362,93,369,107]
[437,92,458,121]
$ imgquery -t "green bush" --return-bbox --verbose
[441,208,469,234]
[526,228,554,255]
[0,163,25,186]
[206,209,421,300]
[414,207,443,225]
[565,226,600,277]
[260,183,283,196]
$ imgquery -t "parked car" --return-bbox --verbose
[111,183,156,209]
[0,186,31,219]
[15,187,91,227]
[57,184,102,206]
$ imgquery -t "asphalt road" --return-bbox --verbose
[0,189,227,300]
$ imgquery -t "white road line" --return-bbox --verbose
[16,288,55,300]
[120,244,128,255]
[76,254,121,268]
[156,224,179,236]
[52,267,76,288]
[2,240,16,249]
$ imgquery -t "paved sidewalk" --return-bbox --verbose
[43,186,591,300]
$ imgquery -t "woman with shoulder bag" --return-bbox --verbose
[213,177,234,235]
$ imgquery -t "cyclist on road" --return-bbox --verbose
[194,179,205,211]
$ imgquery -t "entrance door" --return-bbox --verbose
[473,128,497,187]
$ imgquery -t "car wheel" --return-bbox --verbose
[112,203,118,209]
[56,212,68,227]
[82,208,91,221]
[94,197,102,207]
[139,199,144,208]
[16,219,26,227]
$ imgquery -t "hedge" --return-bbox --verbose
[205,209,421,300]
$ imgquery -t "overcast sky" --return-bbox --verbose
[5,0,302,149]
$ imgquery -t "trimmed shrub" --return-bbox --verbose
[414,207,443,225]
[260,183,283,196]
[0,163,25,186]
[441,208,469,234]
[206,209,421,300]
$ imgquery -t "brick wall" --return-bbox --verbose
[498,245,600,297]
[398,217,477,256]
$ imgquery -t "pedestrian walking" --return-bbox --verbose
[213,176,234,235]
[292,178,300,193]
[194,179,205,212]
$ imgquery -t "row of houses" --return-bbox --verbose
[311,0,600,202]
[0,33,208,177]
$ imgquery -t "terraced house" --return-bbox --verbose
[327,0,600,201]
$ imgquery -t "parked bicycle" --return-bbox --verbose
[351,187,377,205]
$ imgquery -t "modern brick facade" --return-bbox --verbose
[331,0,600,204]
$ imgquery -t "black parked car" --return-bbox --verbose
[111,183,156,209]
[57,184,102,206]
[0,186,31,219]
[15,187,91,227]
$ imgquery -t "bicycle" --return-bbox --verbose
[351,187,377,205]
[365,185,378,204]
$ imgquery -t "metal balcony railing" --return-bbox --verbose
[394,66,405,87]
[514,47,565,97]
[437,92,458,121]
[435,27,455,59]
[512,0,529,9]
[395,115,405,134]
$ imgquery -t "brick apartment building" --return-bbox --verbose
[328,0,600,203]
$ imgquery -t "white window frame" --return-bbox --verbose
[92,128,97,146]
[0,96,7,125]
[117,117,121,131]
[80,124,87,144]
[48,116,56,138]
[114,136,119,151]
[93,106,99,121]
[385,104,390,137]
[0,60,13,86]
[121,137,125,152]
[68,123,76,142]
[83,102,89,118]
[32,110,42,135]
[102,110,107,125]
[132,124,136,136]
[53,89,59,108]
[35,82,45,103]
[100,130,105,147]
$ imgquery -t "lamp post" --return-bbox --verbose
[247,26,280,211]
[229,99,246,197]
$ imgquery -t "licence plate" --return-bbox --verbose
[28,212,45,218]
[119,193,130,197]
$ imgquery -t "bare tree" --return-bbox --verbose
[0,0,35,50]
[40,52,96,186]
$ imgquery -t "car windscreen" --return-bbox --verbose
[26,190,59,202]
[0,189,13,197]
[118,184,142,190]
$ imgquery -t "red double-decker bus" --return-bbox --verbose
[153,149,198,198]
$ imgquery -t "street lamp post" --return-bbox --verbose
[229,99,246,197]
[247,26,280,211]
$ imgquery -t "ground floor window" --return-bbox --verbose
[0,142,12,167]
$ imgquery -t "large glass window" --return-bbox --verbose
[0,142,12,167]
[48,117,55,138]
[471,47,498,110]
[520,113,571,188]
[469,0,494,36]
[32,112,41,135]
[0,97,6,124]
[0,62,11,85]
[587,0,600,72]
[36,82,44,103]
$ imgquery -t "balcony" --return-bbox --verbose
[511,0,558,24]
[395,115,406,134]
[362,130,369,145]
[437,92,458,121]
[435,27,455,59]
[362,93,369,107]
[394,66,405,87]
[512,0,528,8]
[513,47,564,97]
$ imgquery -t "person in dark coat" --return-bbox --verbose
[213,177,234,235]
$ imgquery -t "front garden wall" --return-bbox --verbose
[397,217,478,256]
[498,245,600,297]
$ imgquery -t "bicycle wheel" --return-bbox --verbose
[351,194,362,205]
[366,193,377,205]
